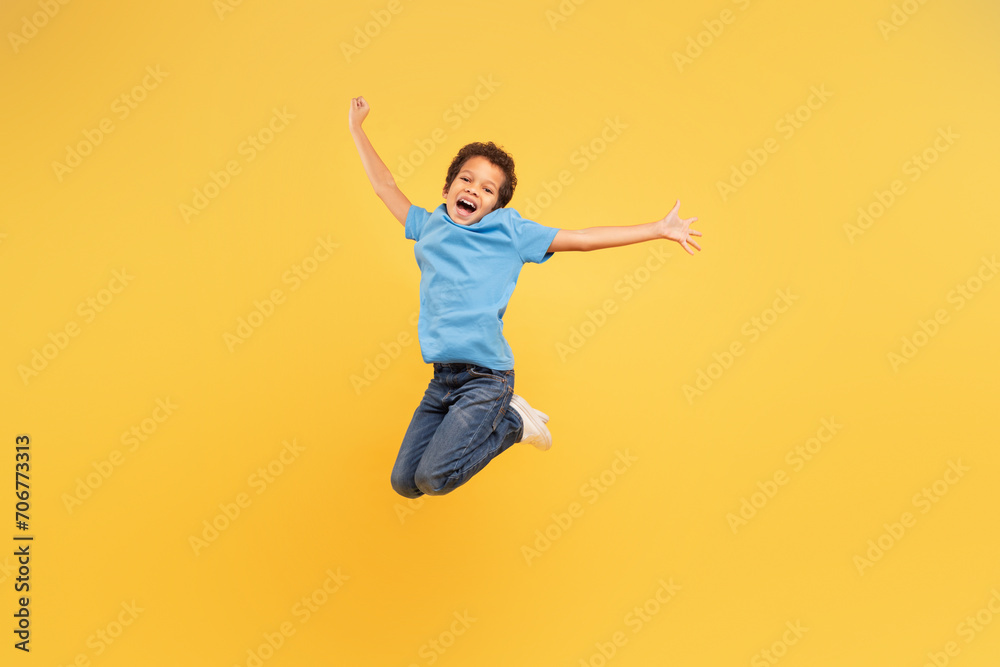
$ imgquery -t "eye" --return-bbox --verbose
[485,188,493,194]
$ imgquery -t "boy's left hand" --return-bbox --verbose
[656,200,702,255]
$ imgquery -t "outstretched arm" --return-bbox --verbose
[349,96,411,226]
[547,200,703,255]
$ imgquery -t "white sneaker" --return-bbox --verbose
[509,394,552,451]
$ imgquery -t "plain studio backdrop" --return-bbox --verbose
[2,0,999,664]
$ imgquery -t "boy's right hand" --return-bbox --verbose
[349,96,370,130]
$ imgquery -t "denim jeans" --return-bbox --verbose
[391,362,524,497]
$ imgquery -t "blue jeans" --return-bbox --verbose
[391,362,524,497]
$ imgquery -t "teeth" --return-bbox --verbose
[459,197,476,210]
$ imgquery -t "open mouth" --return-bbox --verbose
[456,196,478,216]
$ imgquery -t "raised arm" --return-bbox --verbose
[547,200,702,255]
[349,96,411,227]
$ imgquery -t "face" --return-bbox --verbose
[442,156,505,225]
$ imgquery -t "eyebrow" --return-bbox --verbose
[459,170,497,189]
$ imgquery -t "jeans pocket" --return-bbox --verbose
[468,365,505,381]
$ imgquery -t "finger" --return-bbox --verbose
[689,239,702,251]
[682,241,693,255]
[689,230,703,236]
[670,199,680,216]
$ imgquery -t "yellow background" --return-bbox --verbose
[3,0,1000,664]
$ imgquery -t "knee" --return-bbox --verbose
[414,469,452,496]
[391,472,423,499]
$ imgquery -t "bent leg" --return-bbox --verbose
[390,377,448,498]
[414,366,522,496]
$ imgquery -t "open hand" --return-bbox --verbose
[349,96,370,130]
[657,200,702,255]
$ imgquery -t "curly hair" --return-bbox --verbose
[443,141,517,210]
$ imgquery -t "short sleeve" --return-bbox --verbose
[508,208,560,264]
[405,204,431,241]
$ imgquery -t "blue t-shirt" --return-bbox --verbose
[405,202,560,370]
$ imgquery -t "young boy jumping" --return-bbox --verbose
[349,95,703,498]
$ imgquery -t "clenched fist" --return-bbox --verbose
[349,96,370,131]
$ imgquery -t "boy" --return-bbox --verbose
[348,96,702,498]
